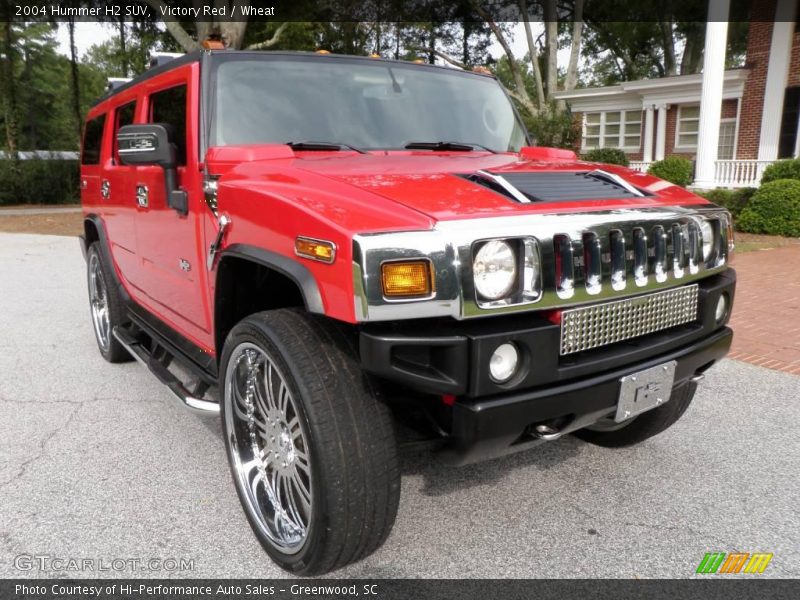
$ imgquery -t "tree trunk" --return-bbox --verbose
[427,23,436,64]
[564,0,584,92]
[68,19,82,143]
[544,0,558,103]
[470,1,537,115]
[119,19,128,78]
[519,0,545,110]
[660,20,677,75]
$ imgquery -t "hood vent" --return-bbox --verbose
[462,170,647,203]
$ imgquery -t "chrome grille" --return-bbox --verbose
[560,284,699,355]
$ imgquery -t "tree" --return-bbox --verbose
[143,0,288,51]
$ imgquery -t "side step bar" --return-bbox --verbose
[112,326,220,415]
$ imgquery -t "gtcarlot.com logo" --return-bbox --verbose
[14,554,195,573]
[696,552,773,574]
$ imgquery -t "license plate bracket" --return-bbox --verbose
[615,361,677,423]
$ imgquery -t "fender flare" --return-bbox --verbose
[217,244,325,315]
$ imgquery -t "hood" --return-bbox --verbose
[208,145,710,223]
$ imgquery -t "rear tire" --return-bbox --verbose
[573,382,697,448]
[219,309,400,575]
[86,243,131,363]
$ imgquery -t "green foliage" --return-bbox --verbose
[737,179,800,237]
[0,158,79,205]
[695,187,756,219]
[760,158,800,185]
[647,157,694,187]
[519,108,578,149]
[581,148,629,167]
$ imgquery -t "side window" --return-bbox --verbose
[81,114,106,165]
[149,84,187,165]
[113,101,137,164]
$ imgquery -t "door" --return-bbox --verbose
[102,99,139,282]
[131,66,212,347]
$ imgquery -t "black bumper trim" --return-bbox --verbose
[360,270,736,398]
[439,326,732,465]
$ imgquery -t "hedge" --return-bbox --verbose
[760,158,800,185]
[0,158,80,206]
[737,179,800,237]
[581,148,629,167]
[647,156,694,187]
[695,187,756,219]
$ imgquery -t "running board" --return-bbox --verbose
[112,326,220,415]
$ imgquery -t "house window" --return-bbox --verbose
[676,105,700,148]
[717,120,736,160]
[583,110,641,150]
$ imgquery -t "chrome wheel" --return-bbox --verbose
[88,252,111,351]
[224,343,313,554]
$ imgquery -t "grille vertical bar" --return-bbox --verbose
[609,230,626,291]
[653,225,667,282]
[633,227,648,287]
[554,234,575,298]
[583,232,602,295]
[671,224,686,279]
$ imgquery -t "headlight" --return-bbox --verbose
[474,240,517,300]
[700,219,714,262]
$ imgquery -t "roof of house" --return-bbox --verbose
[553,69,750,112]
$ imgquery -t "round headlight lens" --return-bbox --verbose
[700,219,714,262]
[489,343,519,383]
[474,240,517,300]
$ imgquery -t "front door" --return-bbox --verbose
[130,65,212,348]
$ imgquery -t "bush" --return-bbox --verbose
[647,156,694,187]
[696,187,756,218]
[0,158,80,206]
[581,148,629,167]
[737,179,800,237]
[760,158,800,185]
[523,109,579,149]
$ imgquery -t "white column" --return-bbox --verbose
[643,104,655,163]
[757,0,795,160]
[693,0,730,189]
[655,104,668,161]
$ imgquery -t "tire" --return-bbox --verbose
[86,243,132,363]
[573,382,697,448]
[219,308,400,575]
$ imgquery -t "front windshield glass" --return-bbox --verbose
[211,55,527,152]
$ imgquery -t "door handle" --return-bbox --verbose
[100,180,110,200]
[136,184,149,208]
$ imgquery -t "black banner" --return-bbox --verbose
[3,579,800,600]
[4,0,774,24]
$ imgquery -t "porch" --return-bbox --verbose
[628,159,777,188]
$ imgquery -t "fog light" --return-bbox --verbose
[489,343,519,383]
[715,294,728,323]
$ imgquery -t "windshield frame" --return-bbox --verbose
[204,51,531,154]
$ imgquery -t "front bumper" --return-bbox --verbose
[440,326,731,465]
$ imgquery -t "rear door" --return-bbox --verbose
[130,64,212,347]
[80,113,106,215]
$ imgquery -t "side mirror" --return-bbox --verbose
[117,124,188,216]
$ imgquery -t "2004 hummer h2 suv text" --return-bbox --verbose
[80,50,735,574]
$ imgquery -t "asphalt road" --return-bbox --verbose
[1,233,798,579]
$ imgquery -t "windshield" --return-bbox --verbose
[210,55,527,152]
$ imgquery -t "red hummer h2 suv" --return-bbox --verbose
[80,50,735,574]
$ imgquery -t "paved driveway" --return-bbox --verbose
[0,233,798,579]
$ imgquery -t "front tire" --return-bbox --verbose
[220,309,400,575]
[86,243,131,363]
[573,382,697,447]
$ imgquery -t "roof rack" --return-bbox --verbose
[106,77,132,93]
[149,52,185,69]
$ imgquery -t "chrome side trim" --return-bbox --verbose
[352,206,731,322]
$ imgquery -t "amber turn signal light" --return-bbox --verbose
[381,261,434,298]
[295,237,335,263]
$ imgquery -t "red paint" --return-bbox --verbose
[441,394,457,406]
[82,65,718,358]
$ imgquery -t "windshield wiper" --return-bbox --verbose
[404,141,497,153]
[286,141,366,154]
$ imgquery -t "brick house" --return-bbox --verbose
[553,0,799,188]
